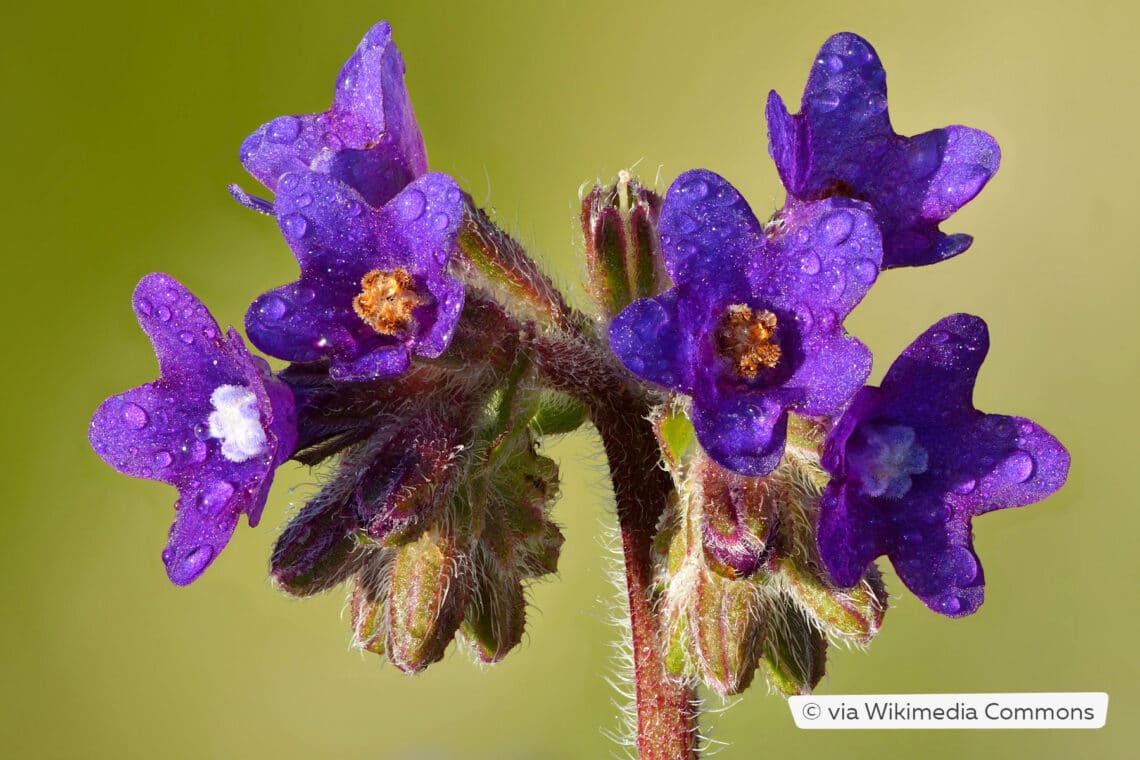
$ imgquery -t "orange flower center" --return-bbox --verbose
[352,268,426,335]
[716,304,782,379]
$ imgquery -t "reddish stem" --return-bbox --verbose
[534,333,699,759]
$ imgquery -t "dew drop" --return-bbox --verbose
[852,258,878,284]
[153,450,173,468]
[171,545,215,582]
[937,595,962,614]
[281,213,309,240]
[822,210,854,244]
[810,91,841,113]
[295,193,313,209]
[822,54,844,73]
[432,213,450,231]
[799,252,821,274]
[680,177,709,199]
[156,306,172,322]
[676,212,698,234]
[123,403,148,429]
[953,478,977,495]
[197,480,235,515]
[266,115,301,144]
[258,296,289,321]
[999,450,1035,483]
[816,309,837,332]
[446,187,463,204]
[866,93,888,114]
[141,466,153,477]
[279,173,299,193]
[291,285,316,304]
[193,422,211,441]
[930,330,950,344]
[179,331,194,345]
[949,547,979,584]
[137,298,153,316]
[397,189,426,221]
[344,200,363,217]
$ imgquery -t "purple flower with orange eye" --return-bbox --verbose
[766,32,1000,269]
[609,169,882,476]
[234,20,427,210]
[245,170,465,381]
[817,314,1069,617]
[89,274,297,585]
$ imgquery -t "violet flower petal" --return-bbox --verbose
[817,314,1069,616]
[239,21,427,207]
[89,274,297,585]
[766,33,1000,268]
[245,171,464,381]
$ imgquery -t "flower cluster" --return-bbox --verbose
[89,20,1069,715]
[606,31,1068,697]
[89,22,569,674]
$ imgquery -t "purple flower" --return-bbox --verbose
[817,314,1069,617]
[610,169,882,476]
[89,274,297,585]
[238,21,427,208]
[246,170,465,381]
[766,32,1000,269]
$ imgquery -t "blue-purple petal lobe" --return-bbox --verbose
[609,292,691,390]
[691,395,787,477]
[767,32,1001,268]
[817,313,1068,617]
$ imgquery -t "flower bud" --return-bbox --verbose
[696,457,779,577]
[271,486,363,597]
[460,554,527,664]
[780,557,886,644]
[356,413,467,544]
[386,531,472,674]
[581,172,667,317]
[760,594,828,696]
[690,568,765,696]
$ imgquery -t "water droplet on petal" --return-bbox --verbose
[156,306,172,322]
[816,309,837,332]
[446,188,463,204]
[279,173,299,193]
[141,466,152,477]
[137,298,153,316]
[822,54,844,73]
[259,296,289,322]
[179,331,194,345]
[949,547,979,584]
[432,213,450,230]
[397,189,426,221]
[197,480,235,515]
[810,91,841,113]
[866,93,888,114]
[291,285,315,304]
[937,595,962,614]
[953,478,977,495]
[281,213,309,240]
[194,422,211,441]
[800,252,821,274]
[295,193,312,208]
[998,450,1035,483]
[852,258,878,284]
[822,210,854,244]
[344,200,362,217]
[930,330,950,344]
[267,115,301,144]
[675,212,698,234]
[123,403,148,429]
[154,450,173,468]
[172,545,215,582]
[680,177,709,199]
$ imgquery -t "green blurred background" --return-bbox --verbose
[2,0,1136,757]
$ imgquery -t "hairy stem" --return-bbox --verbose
[534,332,700,759]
